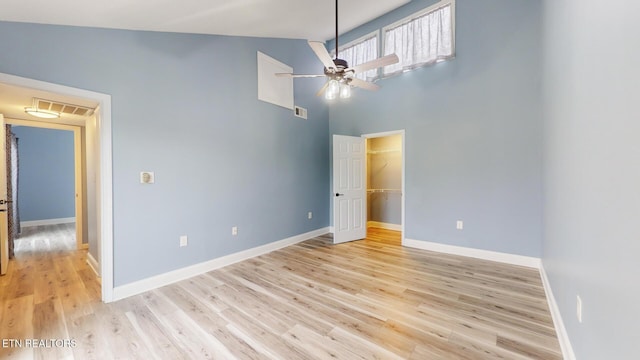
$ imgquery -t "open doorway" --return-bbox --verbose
[363,130,405,244]
[331,130,405,245]
[9,125,79,257]
[7,120,86,248]
[0,72,113,302]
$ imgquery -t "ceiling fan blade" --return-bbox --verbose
[275,73,326,78]
[316,81,329,97]
[347,54,400,74]
[308,41,336,71]
[350,78,380,91]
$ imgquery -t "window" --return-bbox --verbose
[383,1,455,76]
[331,32,379,81]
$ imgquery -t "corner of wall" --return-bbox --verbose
[539,263,577,360]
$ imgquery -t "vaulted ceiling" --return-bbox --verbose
[0,0,410,41]
[0,0,410,123]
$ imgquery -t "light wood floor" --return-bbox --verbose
[0,226,562,359]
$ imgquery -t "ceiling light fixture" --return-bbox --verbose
[325,79,340,100]
[24,107,60,119]
[324,78,352,100]
[339,82,351,99]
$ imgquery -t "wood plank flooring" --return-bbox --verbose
[0,226,562,359]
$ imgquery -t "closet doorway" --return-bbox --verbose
[363,130,405,243]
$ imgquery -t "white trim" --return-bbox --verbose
[87,252,101,277]
[403,238,541,268]
[112,227,330,301]
[329,226,335,234]
[362,129,405,139]
[6,118,79,131]
[97,98,114,303]
[539,264,576,360]
[367,221,402,231]
[21,217,76,227]
[0,72,114,304]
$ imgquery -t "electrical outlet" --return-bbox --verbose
[576,295,583,323]
[456,220,464,230]
[179,235,188,247]
[308,211,313,219]
[232,226,238,236]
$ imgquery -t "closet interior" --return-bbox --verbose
[366,134,402,231]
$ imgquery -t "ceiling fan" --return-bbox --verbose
[276,0,399,100]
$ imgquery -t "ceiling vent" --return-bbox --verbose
[35,98,95,117]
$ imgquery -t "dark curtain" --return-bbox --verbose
[6,125,19,258]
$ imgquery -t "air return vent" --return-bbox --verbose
[294,106,307,119]
[35,98,95,117]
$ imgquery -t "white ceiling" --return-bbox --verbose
[0,0,410,124]
[0,0,410,41]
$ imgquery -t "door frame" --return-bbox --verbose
[0,72,114,302]
[0,114,7,274]
[6,118,85,250]
[361,129,405,244]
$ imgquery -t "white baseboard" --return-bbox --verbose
[329,226,334,234]
[87,252,100,278]
[112,227,330,301]
[21,217,75,227]
[402,238,541,268]
[367,221,402,231]
[539,264,576,360]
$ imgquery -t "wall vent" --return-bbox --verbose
[294,106,307,119]
[35,98,95,117]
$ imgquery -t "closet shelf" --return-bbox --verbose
[367,189,402,194]
[367,148,401,155]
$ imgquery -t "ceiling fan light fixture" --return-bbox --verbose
[280,0,398,100]
[24,107,60,119]
[339,82,351,99]
[325,79,340,100]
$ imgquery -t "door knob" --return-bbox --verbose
[335,193,345,197]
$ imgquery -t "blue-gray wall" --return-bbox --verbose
[12,126,75,222]
[0,22,330,286]
[5,2,637,356]
[329,0,543,257]
[541,0,640,358]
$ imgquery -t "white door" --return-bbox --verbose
[0,114,8,275]
[333,135,366,244]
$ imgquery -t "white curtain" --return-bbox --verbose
[334,35,378,81]
[383,4,453,76]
